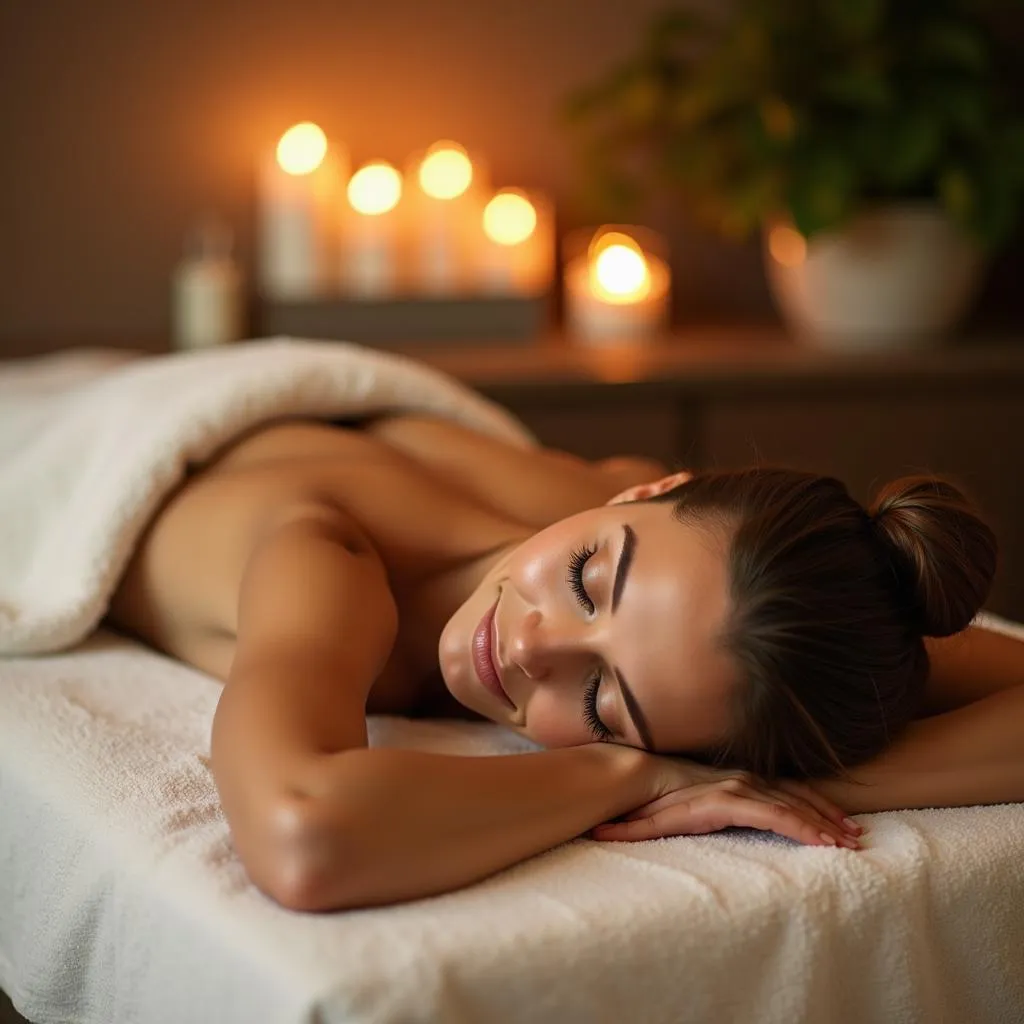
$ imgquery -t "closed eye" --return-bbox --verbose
[582,670,612,741]
[567,543,596,613]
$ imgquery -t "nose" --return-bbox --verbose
[507,608,585,681]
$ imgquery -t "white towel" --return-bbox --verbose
[1,615,1023,1024]
[0,338,535,655]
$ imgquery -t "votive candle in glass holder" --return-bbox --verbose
[563,226,671,344]
[478,188,555,297]
[406,140,487,295]
[340,159,405,297]
[257,122,348,300]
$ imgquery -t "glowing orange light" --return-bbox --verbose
[347,161,402,215]
[589,232,651,303]
[275,122,328,176]
[768,224,807,267]
[483,190,537,246]
[418,141,473,200]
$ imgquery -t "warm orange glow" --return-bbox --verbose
[589,233,651,303]
[768,224,807,267]
[418,141,473,200]
[347,161,402,215]
[483,190,537,246]
[276,122,328,176]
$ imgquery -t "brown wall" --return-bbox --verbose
[1,1,1021,358]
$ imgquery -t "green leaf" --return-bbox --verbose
[824,0,885,39]
[820,65,891,109]
[875,111,941,189]
[786,153,858,236]
[920,21,989,74]
[939,167,975,223]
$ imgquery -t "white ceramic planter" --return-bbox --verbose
[763,204,985,351]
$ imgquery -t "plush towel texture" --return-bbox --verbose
[1,615,1023,1024]
[0,339,534,655]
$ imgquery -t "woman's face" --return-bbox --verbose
[438,495,738,754]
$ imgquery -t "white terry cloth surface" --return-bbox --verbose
[0,339,535,656]
[1,614,1023,1024]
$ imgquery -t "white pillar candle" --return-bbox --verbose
[407,140,484,295]
[564,228,671,344]
[341,160,405,297]
[478,188,555,296]
[257,122,347,300]
[171,218,244,350]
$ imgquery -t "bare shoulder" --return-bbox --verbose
[364,414,667,526]
[106,435,378,672]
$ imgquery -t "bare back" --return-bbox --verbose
[106,415,648,714]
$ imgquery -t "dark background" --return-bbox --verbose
[2,0,1023,357]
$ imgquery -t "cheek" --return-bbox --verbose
[519,689,584,748]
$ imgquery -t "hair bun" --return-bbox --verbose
[869,476,997,637]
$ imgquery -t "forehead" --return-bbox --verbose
[612,503,737,753]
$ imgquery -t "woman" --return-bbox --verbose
[105,412,1023,911]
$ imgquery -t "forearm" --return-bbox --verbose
[815,684,1024,814]
[285,743,649,910]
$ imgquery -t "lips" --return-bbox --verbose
[472,600,514,709]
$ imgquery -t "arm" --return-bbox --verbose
[920,624,1024,715]
[813,625,1024,813]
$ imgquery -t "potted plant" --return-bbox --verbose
[565,1,1024,350]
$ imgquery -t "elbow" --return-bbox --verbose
[246,793,390,913]
[243,794,359,913]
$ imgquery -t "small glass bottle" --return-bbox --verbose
[171,216,245,350]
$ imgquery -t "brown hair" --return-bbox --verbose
[647,467,997,782]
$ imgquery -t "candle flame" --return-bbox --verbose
[418,141,473,200]
[483,190,537,246]
[348,161,402,215]
[276,122,328,176]
[589,233,651,303]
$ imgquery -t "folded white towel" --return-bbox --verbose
[0,338,535,655]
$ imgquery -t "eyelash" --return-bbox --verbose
[583,671,612,742]
[566,543,597,614]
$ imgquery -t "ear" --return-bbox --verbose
[606,470,694,506]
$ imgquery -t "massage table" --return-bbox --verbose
[1,342,1023,1022]
[2,616,1024,1023]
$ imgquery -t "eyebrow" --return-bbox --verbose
[614,666,656,752]
[608,525,655,750]
[610,524,636,613]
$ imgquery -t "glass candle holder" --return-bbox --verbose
[563,225,671,345]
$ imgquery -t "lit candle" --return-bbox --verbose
[341,160,404,297]
[478,188,555,296]
[257,121,346,300]
[564,228,671,344]
[408,140,484,294]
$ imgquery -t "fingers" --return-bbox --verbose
[591,786,863,849]
[775,779,865,838]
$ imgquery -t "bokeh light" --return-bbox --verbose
[768,224,807,267]
[276,122,328,176]
[348,161,402,215]
[418,141,473,200]
[483,190,537,246]
[589,232,651,302]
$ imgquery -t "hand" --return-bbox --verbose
[591,760,864,849]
